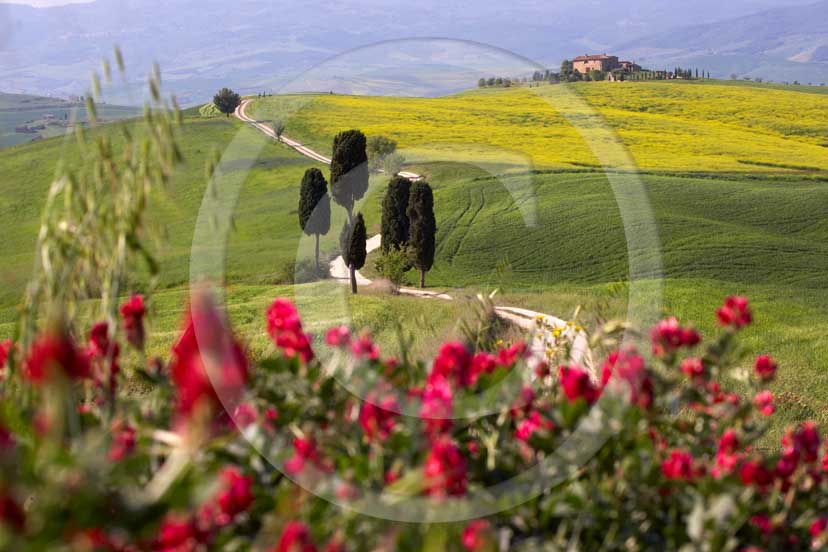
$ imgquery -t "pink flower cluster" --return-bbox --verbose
[0,339,11,378]
[153,466,254,550]
[24,330,90,383]
[358,391,399,442]
[650,317,701,357]
[558,365,599,405]
[600,347,653,409]
[284,437,333,476]
[717,295,752,329]
[119,294,146,350]
[169,292,249,425]
[267,299,314,363]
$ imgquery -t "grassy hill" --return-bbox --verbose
[0,109,483,360]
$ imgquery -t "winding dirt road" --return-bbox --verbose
[234,98,594,373]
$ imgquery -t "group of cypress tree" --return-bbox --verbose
[298,129,436,293]
[379,175,436,288]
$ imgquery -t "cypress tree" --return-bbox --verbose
[298,168,331,271]
[340,213,367,294]
[380,176,412,253]
[407,181,436,289]
[330,129,368,224]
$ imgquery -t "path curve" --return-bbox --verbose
[235,100,421,180]
[234,98,594,374]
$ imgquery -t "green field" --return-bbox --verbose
[1,80,827,436]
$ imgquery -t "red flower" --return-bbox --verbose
[712,430,741,478]
[719,429,740,455]
[24,331,90,383]
[153,515,197,550]
[753,355,777,382]
[323,538,346,552]
[559,365,599,405]
[750,513,773,535]
[267,299,314,363]
[215,467,254,524]
[419,373,454,438]
[424,437,467,497]
[515,410,554,442]
[88,321,113,356]
[496,342,527,368]
[753,391,774,416]
[263,407,279,433]
[170,291,249,423]
[739,459,773,490]
[0,424,15,450]
[0,339,10,375]
[284,437,331,475]
[509,385,535,418]
[71,528,120,551]
[358,392,399,442]
[600,348,652,409]
[88,321,120,393]
[431,342,472,387]
[680,357,706,381]
[350,332,379,361]
[462,519,491,551]
[120,294,146,350]
[650,317,700,356]
[274,521,317,552]
[233,403,258,429]
[0,492,25,533]
[716,295,752,329]
[469,352,498,386]
[661,449,698,481]
[791,421,820,463]
[811,517,828,548]
[324,326,350,347]
[108,422,136,462]
[775,448,799,481]
[384,468,400,485]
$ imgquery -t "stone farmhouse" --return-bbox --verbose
[573,54,641,75]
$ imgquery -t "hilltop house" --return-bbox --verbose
[619,60,642,72]
[573,54,619,74]
[573,54,641,76]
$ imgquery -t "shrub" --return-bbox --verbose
[382,151,405,177]
[374,246,411,288]
[367,135,397,173]
[2,286,827,550]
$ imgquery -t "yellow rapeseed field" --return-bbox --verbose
[252,81,828,172]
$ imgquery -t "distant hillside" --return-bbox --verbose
[0,0,818,102]
[0,92,139,148]
[617,0,828,83]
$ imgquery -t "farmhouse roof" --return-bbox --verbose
[573,54,615,61]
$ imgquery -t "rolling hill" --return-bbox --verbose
[1,79,827,434]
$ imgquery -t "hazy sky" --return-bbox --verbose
[0,0,93,6]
